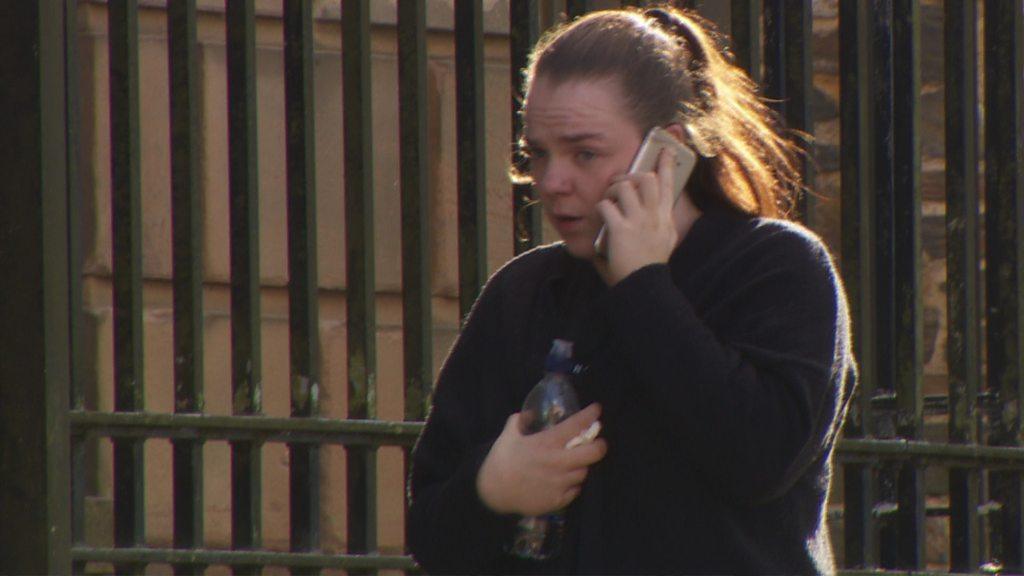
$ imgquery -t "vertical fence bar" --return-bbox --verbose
[343,0,378,562]
[730,0,762,84]
[398,0,431,558]
[763,0,783,112]
[891,0,924,568]
[786,0,811,221]
[284,0,321,567]
[839,0,877,568]
[945,0,982,571]
[66,0,87,571]
[984,0,1024,571]
[108,2,146,572]
[454,0,487,319]
[566,0,590,19]
[399,0,432,422]
[0,0,72,571]
[66,0,83,413]
[542,2,560,40]
[868,1,901,568]
[763,0,811,221]
[511,1,541,255]
[168,2,205,573]
[226,1,262,571]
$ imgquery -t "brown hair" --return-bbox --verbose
[516,5,803,219]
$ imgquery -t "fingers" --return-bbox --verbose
[565,421,602,449]
[503,412,524,438]
[564,437,608,468]
[563,467,588,486]
[596,199,625,231]
[605,179,643,216]
[655,147,678,211]
[610,174,659,211]
[560,486,582,508]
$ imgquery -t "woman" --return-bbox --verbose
[408,6,855,575]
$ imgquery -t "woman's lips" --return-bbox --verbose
[552,214,586,234]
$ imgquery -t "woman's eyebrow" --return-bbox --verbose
[559,132,604,144]
[522,132,605,149]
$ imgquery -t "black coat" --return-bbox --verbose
[408,208,857,575]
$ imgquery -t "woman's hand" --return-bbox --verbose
[594,148,701,285]
[476,403,607,517]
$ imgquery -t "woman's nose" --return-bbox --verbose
[536,161,572,196]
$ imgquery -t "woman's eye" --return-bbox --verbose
[576,150,596,162]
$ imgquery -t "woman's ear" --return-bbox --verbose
[664,123,687,144]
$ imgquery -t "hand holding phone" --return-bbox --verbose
[593,127,697,256]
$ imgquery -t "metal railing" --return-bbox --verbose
[2,0,1022,574]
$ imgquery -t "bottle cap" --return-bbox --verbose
[544,339,574,373]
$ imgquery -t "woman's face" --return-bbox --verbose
[523,75,644,259]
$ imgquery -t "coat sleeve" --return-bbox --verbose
[600,224,855,504]
[407,275,519,574]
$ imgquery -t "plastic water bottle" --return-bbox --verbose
[510,339,580,560]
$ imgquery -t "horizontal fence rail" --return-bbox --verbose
[66,412,1024,469]
[69,412,423,446]
[2,0,1021,574]
[70,547,417,571]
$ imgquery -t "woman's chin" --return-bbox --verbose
[562,236,598,260]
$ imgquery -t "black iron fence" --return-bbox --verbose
[1,0,1022,574]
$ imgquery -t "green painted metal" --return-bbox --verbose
[835,565,970,569]
[891,0,924,568]
[227,0,262,419]
[730,0,762,84]
[226,0,263,566]
[398,1,432,556]
[836,439,1024,469]
[168,2,205,572]
[399,0,433,423]
[840,0,877,568]
[455,0,487,320]
[786,0,812,222]
[66,408,1024,469]
[984,0,1024,569]
[64,0,86,571]
[66,0,84,416]
[343,0,379,561]
[866,1,904,569]
[344,0,377,424]
[764,0,812,221]
[891,0,923,440]
[107,3,146,571]
[511,1,542,256]
[944,0,982,571]
[284,0,321,561]
[566,0,590,19]
[0,0,72,572]
[70,547,417,571]
[69,411,422,446]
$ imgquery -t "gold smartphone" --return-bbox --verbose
[593,127,698,256]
